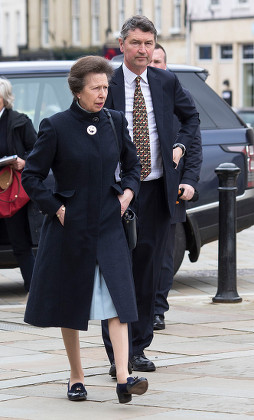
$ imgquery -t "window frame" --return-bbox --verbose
[72,0,81,46]
[198,45,212,61]
[220,44,233,61]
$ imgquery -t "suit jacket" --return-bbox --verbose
[105,65,200,217]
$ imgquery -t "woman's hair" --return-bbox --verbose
[68,55,114,98]
[120,15,157,42]
[0,77,14,109]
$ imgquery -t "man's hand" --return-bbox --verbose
[179,184,195,201]
[173,147,183,168]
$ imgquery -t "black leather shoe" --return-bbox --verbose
[67,381,87,401]
[109,360,133,379]
[153,314,165,330]
[116,376,148,404]
[131,354,156,372]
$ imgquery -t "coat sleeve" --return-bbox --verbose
[172,74,200,152]
[177,90,203,189]
[113,111,141,198]
[180,125,202,189]
[21,118,62,217]
[21,116,37,160]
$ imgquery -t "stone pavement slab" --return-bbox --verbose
[0,226,253,419]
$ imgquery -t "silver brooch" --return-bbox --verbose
[87,125,97,135]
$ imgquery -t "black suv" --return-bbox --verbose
[0,60,254,272]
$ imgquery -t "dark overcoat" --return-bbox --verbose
[22,101,141,330]
[2,109,41,244]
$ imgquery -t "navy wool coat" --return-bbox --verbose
[22,101,141,330]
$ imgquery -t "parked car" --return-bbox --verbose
[0,60,254,273]
[234,107,254,129]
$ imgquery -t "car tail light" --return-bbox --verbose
[225,144,254,188]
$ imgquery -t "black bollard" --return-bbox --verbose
[213,163,242,303]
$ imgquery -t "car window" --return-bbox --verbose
[175,72,244,130]
[237,111,254,128]
[9,75,72,131]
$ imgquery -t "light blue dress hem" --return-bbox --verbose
[89,265,118,320]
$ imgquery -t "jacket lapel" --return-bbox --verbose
[147,67,164,139]
[110,66,126,112]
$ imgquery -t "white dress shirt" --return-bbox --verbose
[122,63,163,181]
[0,107,5,118]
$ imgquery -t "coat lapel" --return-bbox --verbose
[147,67,164,139]
[110,66,126,112]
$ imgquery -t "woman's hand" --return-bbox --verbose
[118,188,134,217]
[56,205,65,226]
[11,157,26,171]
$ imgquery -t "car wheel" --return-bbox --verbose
[173,223,186,274]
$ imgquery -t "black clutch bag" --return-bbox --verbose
[104,108,138,250]
[122,208,137,250]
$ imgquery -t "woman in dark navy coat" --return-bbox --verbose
[22,56,148,403]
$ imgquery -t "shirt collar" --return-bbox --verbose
[0,107,5,118]
[122,63,148,86]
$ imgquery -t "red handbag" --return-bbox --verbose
[0,166,30,218]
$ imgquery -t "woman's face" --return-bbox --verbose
[0,95,4,111]
[77,72,109,112]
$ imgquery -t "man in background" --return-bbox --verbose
[150,43,203,330]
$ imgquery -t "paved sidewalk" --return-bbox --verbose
[0,227,253,419]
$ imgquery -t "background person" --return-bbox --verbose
[0,77,37,292]
[102,15,200,376]
[150,44,203,330]
[22,56,148,404]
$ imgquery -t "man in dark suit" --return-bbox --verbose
[150,44,203,330]
[102,15,200,375]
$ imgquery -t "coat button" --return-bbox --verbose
[92,116,99,123]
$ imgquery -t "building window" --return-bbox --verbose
[118,0,125,31]
[136,0,142,15]
[198,45,212,60]
[16,11,21,46]
[220,45,233,60]
[154,0,162,35]
[41,0,49,46]
[4,13,10,55]
[170,0,181,34]
[242,44,254,106]
[173,0,181,30]
[72,0,80,45]
[91,0,100,44]
[243,44,254,59]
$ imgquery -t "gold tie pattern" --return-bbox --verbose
[133,76,151,180]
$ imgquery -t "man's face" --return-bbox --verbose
[150,48,167,70]
[119,28,155,75]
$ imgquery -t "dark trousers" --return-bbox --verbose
[154,223,176,317]
[102,178,171,362]
[4,204,35,290]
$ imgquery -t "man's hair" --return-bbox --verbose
[120,15,157,42]
[68,55,113,99]
[155,43,167,63]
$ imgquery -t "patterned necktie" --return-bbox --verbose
[133,76,151,180]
